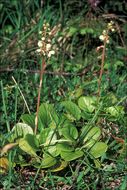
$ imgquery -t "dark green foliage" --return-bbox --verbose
[0,0,127,189]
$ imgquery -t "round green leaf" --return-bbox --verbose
[60,124,78,141]
[61,101,81,120]
[90,142,108,158]
[105,106,125,117]
[39,103,58,128]
[39,128,57,146]
[21,114,35,129]
[10,123,33,142]
[78,96,96,113]
[45,145,59,157]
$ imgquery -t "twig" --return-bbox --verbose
[115,23,126,47]
[101,14,127,23]
[0,67,90,76]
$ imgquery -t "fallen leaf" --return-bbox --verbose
[0,157,9,173]
[112,135,124,144]
[1,143,18,156]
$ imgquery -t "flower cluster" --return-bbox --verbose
[36,21,61,58]
[107,21,115,32]
[99,21,115,44]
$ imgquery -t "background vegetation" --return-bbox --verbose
[0,0,127,189]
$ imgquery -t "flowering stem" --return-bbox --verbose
[98,39,107,97]
[34,59,46,134]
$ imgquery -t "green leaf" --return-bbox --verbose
[86,28,94,34]
[83,127,101,148]
[75,87,83,98]
[94,159,101,168]
[40,155,57,168]
[21,114,35,129]
[90,142,108,158]
[69,87,83,99]
[39,128,57,145]
[39,128,51,144]
[105,93,118,104]
[80,28,87,35]
[46,145,59,157]
[81,112,93,120]
[80,28,94,35]
[57,143,74,153]
[15,154,32,167]
[10,123,33,142]
[61,101,81,120]
[21,113,44,132]
[105,106,125,117]
[115,60,124,68]
[78,96,96,113]
[39,103,58,129]
[80,125,92,138]
[68,27,78,36]
[61,150,83,161]
[60,124,78,141]
[119,177,127,190]
[18,134,38,156]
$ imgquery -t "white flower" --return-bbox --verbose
[48,32,52,36]
[110,21,114,24]
[21,50,24,53]
[36,49,41,53]
[106,39,110,44]
[46,23,50,27]
[41,37,45,41]
[47,39,51,42]
[102,30,107,35]
[47,50,55,57]
[38,41,43,47]
[108,23,112,27]
[51,50,55,54]
[99,35,105,41]
[39,31,42,34]
[111,28,115,32]
[44,26,47,30]
[46,43,51,51]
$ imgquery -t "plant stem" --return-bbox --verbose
[98,39,107,97]
[34,59,46,134]
[1,80,10,132]
[12,76,31,114]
